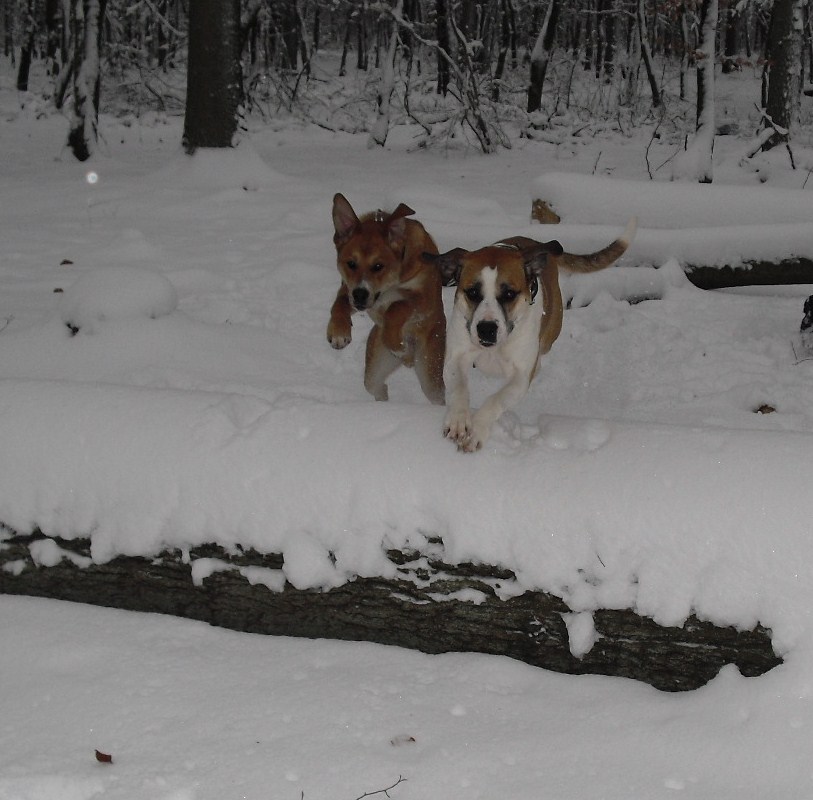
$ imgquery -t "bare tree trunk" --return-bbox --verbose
[601,0,616,80]
[356,0,369,70]
[527,0,559,113]
[637,0,661,107]
[694,0,717,182]
[763,0,804,151]
[45,0,63,74]
[369,0,402,148]
[492,0,515,100]
[435,0,450,94]
[182,0,243,153]
[339,7,352,76]
[679,1,690,100]
[16,0,36,91]
[67,0,108,162]
[722,0,739,73]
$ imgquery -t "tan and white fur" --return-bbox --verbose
[426,219,636,451]
[327,193,446,404]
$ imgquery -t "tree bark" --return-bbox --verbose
[526,0,559,113]
[763,0,804,150]
[67,0,108,162]
[684,257,813,289]
[693,0,718,183]
[435,0,451,94]
[637,0,661,107]
[0,531,781,693]
[16,0,36,92]
[182,0,243,153]
[368,0,402,148]
[492,0,515,100]
[722,0,739,73]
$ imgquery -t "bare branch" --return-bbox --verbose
[354,776,407,800]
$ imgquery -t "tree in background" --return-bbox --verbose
[693,0,718,182]
[67,0,108,161]
[526,0,559,113]
[369,0,403,147]
[182,0,243,152]
[637,0,662,108]
[4,0,812,163]
[762,0,805,151]
[15,0,35,91]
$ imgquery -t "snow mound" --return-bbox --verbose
[60,266,178,334]
[164,140,283,191]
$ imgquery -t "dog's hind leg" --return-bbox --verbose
[364,327,402,401]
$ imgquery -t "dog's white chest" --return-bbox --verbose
[471,346,513,377]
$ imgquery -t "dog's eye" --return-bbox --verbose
[371,262,384,273]
[464,285,483,304]
[500,287,518,303]
[347,259,357,271]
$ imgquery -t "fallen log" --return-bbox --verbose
[683,258,813,290]
[0,530,781,692]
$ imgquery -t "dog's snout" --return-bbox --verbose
[476,320,499,347]
[352,287,370,309]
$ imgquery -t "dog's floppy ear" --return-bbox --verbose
[423,248,468,286]
[523,240,564,281]
[386,203,415,248]
[332,193,360,245]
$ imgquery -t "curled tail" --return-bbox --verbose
[559,217,637,274]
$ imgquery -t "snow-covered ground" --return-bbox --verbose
[2,64,813,799]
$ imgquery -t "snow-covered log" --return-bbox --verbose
[0,531,781,693]
[531,172,813,288]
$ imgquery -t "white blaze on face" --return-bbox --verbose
[469,266,508,347]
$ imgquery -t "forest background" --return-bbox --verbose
[2,0,811,184]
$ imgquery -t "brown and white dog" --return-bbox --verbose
[426,219,636,451]
[327,193,446,404]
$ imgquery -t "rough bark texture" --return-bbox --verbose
[763,0,804,149]
[684,258,813,289]
[182,0,243,152]
[0,531,781,693]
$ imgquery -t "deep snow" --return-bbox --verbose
[2,63,813,799]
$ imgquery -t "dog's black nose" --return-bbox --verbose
[477,320,499,346]
[352,287,370,309]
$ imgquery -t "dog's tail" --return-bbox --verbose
[560,217,637,274]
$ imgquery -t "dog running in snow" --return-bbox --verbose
[327,193,446,404]
[425,219,637,451]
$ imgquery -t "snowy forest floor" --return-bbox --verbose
[2,57,813,800]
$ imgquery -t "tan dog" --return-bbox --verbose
[327,193,446,404]
[426,219,636,451]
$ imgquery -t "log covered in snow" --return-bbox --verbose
[531,172,813,289]
[0,531,782,692]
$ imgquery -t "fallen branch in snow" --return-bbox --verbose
[354,775,406,800]
[0,531,782,692]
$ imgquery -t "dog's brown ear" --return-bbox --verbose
[523,240,563,280]
[389,203,415,222]
[332,193,360,245]
[386,203,415,249]
[423,248,467,286]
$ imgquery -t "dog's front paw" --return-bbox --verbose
[460,411,495,452]
[327,320,352,349]
[443,408,472,446]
